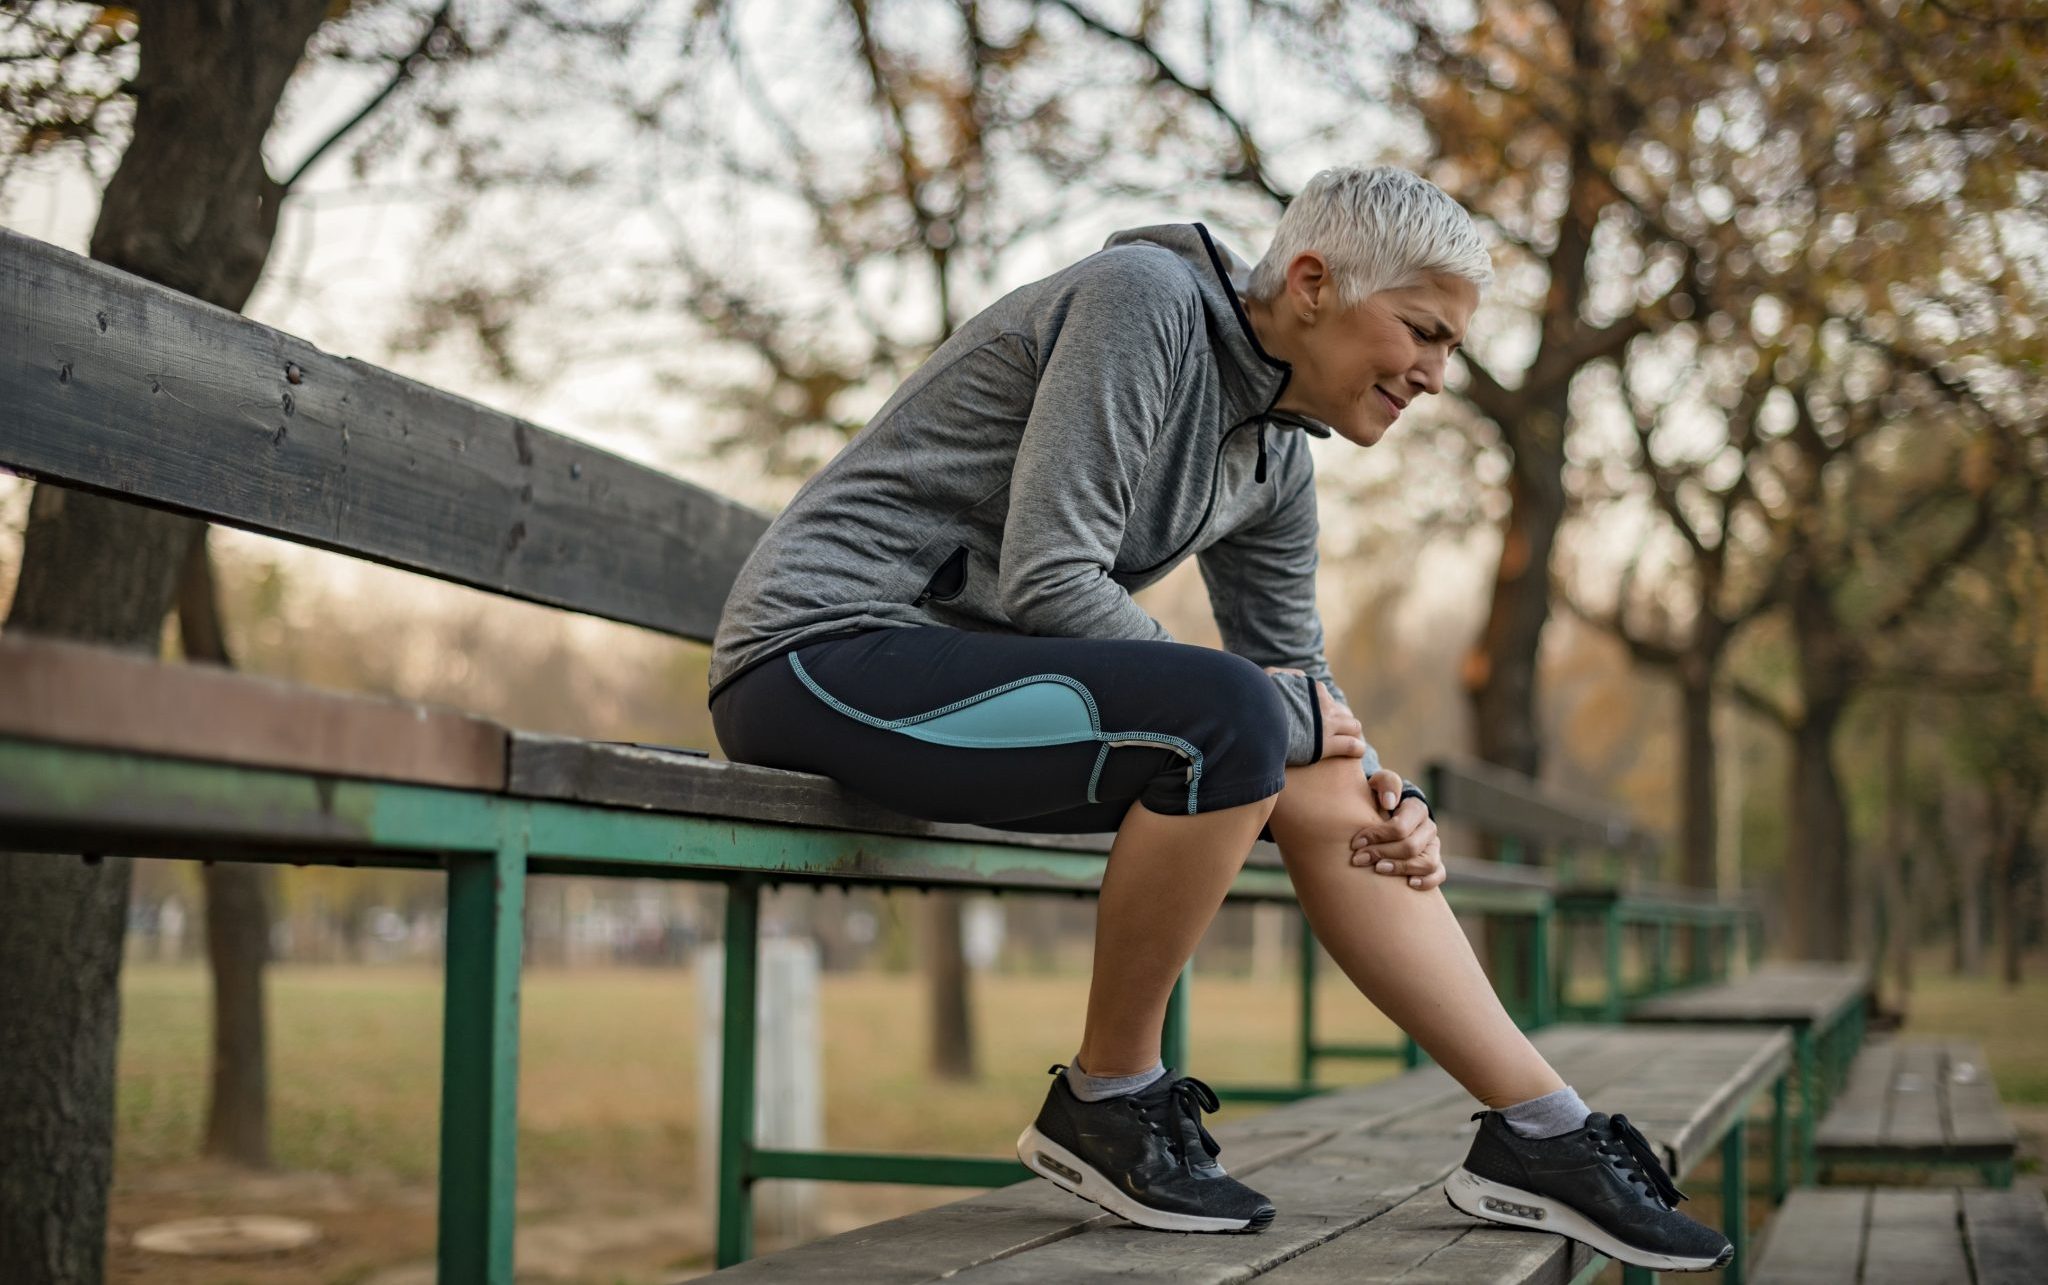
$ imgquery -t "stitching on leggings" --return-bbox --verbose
[787,652,1207,813]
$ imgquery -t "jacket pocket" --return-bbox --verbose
[914,544,971,605]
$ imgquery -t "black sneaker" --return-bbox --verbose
[1015,1064,1277,1233]
[1443,1108,1734,1273]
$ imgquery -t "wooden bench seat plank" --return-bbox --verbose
[1751,1188,1871,1284]
[1815,1037,1893,1145]
[1755,1186,2048,1284]
[708,1026,1781,1282]
[1886,1040,1948,1150]
[0,633,505,789]
[1961,1187,2048,1285]
[1627,964,1870,1026]
[947,1141,1455,1285]
[1816,1038,2017,1162]
[1862,1189,1971,1283]
[0,228,765,641]
[1945,1046,2020,1151]
[1256,1187,1597,1284]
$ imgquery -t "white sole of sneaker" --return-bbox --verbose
[1442,1167,1731,1273]
[1015,1125,1265,1233]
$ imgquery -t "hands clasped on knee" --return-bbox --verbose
[1263,665,1446,892]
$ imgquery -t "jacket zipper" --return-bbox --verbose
[1125,414,1268,578]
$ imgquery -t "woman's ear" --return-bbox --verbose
[1287,252,1329,321]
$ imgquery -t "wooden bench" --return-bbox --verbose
[0,228,1758,1277]
[1425,756,1762,1025]
[1815,1037,2018,1187]
[1751,1186,2048,1284]
[1628,963,1875,1193]
[706,1023,1794,1285]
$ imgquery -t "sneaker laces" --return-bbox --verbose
[1591,1112,1688,1209]
[1134,1072,1224,1169]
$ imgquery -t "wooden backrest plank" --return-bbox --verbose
[1425,753,1657,857]
[0,229,766,640]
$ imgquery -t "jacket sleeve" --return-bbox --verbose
[1195,461,1382,772]
[997,253,1197,643]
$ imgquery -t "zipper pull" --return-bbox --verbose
[1255,423,1268,483]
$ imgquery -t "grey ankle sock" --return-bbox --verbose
[1499,1084,1591,1139]
[1065,1056,1167,1102]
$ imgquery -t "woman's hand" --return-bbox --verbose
[1353,768,1445,891]
[1261,666,1368,760]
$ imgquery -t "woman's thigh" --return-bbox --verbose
[709,626,1290,834]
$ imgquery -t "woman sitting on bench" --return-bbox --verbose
[707,165,1732,1274]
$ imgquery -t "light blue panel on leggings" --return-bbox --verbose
[787,654,1100,748]
[894,681,1100,748]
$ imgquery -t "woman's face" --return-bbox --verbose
[1250,255,1478,448]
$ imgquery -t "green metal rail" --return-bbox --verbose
[0,736,1763,1275]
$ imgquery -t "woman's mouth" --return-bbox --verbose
[1376,387,1404,417]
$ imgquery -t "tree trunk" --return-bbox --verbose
[1785,698,1853,960]
[1881,698,1914,1005]
[1466,414,1568,782]
[925,893,976,1080]
[0,4,330,1278]
[177,536,275,1169]
[1677,657,1720,975]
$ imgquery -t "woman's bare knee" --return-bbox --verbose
[1268,757,1377,844]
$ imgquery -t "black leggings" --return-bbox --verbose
[709,626,1291,840]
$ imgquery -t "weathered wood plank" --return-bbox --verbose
[1751,1188,1870,1285]
[1818,1038,2017,1166]
[703,1026,1779,1283]
[700,1091,1403,1284]
[1815,1036,1895,1147]
[0,633,505,789]
[0,228,764,640]
[947,1142,1455,1285]
[1257,1186,1597,1284]
[1425,753,1657,857]
[1627,963,1870,1026]
[1886,1040,1948,1150]
[1960,1187,2048,1285]
[1940,1043,2017,1151]
[1861,1189,1969,1284]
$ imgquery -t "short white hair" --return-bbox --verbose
[1247,165,1493,308]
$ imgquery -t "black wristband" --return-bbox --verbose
[1398,782,1433,821]
[1303,673,1323,764]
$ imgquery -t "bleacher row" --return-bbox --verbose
[1,231,2039,1284]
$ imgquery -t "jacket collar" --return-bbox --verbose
[1099,221,1333,438]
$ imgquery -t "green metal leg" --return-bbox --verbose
[1603,902,1625,1022]
[1297,910,1317,1088]
[1722,1117,1748,1285]
[439,838,527,1285]
[1651,917,1670,994]
[1494,915,1526,1023]
[1622,1263,1655,1284]
[1771,1073,1790,1204]
[716,878,762,1269]
[1163,961,1192,1073]
[1795,1027,1817,1186]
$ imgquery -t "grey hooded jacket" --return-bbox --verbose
[707,221,1379,774]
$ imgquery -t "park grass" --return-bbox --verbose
[116,961,1409,1199]
[116,948,2048,1202]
